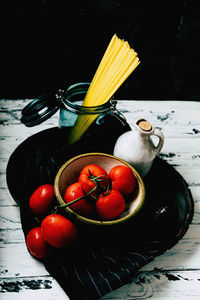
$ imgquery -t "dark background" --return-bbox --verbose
[1,0,200,100]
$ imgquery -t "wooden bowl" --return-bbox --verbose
[54,153,145,226]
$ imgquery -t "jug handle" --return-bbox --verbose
[151,128,164,155]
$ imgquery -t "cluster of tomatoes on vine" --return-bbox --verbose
[26,164,137,259]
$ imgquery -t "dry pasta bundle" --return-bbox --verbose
[68,34,140,144]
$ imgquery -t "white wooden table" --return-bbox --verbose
[0,99,200,300]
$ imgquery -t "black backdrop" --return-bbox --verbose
[1,0,200,100]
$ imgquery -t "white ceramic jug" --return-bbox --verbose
[113,118,164,177]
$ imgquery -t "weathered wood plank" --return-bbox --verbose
[0,242,49,278]
[1,100,200,138]
[0,275,69,300]
[1,99,200,118]
[190,186,200,224]
[141,225,200,272]
[1,122,200,141]
[0,228,24,244]
[0,188,17,207]
[0,270,199,300]
[101,270,200,299]
[0,206,21,229]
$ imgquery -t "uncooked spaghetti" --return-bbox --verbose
[68,34,140,144]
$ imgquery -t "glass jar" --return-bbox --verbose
[56,82,131,152]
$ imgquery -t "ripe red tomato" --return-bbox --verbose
[64,182,93,216]
[109,165,136,196]
[26,227,51,259]
[95,190,125,220]
[29,184,55,215]
[41,214,77,248]
[78,164,109,192]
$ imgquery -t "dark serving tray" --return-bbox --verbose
[6,127,194,300]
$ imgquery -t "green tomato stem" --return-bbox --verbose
[57,184,98,209]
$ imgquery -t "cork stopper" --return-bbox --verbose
[136,119,152,131]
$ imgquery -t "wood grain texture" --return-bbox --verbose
[0,276,69,300]
[0,100,200,299]
[101,270,200,300]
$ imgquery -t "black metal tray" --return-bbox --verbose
[6,127,194,300]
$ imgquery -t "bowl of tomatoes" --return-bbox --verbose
[54,152,145,226]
